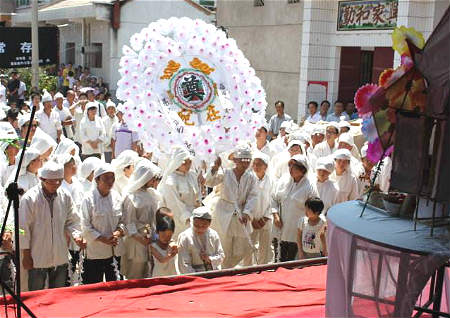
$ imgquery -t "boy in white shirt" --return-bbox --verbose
[297,197,327,259]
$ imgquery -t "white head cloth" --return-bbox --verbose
[161,146,192,184]
[15,148,41,176]
[125,159,162,194]
[79,156,102,180]
[30,128,57,155]
[93,163,115,179]
[38,161,64,179]
[290,154,309,172]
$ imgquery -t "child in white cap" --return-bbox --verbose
[177,206,224,273]
[314,156,338,215]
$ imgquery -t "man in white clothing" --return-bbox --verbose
[178,207,225,273]
[102,100,118,163]
[81,165,125,284]
[205,146,258,268]
[313,122,339,159]
[53,92,74,139]
[36,91,62,142]
[20,162,83,291]
[243,151,274,265]
[310,125,325,149]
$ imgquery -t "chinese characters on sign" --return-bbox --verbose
[0,27,58,68]
[338,0,398,31]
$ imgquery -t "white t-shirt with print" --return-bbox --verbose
[298,215,326,254]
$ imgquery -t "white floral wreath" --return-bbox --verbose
[116,17,267,159]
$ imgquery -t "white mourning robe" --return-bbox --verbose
[121,188,161,278]
[243,172,274,266]
[177,227,224,274]
[272,175,318,243]
[313,141,337,159]
[331,169,360,204]
[159,171,201,238]
[19,184,81,268]
[81,187,125,259]
[79,116,106,155]
[205,167,258,268]
[315,178,338,214]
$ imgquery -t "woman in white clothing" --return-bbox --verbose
[121,160,162,279]
[331,149,360,203]
[57,154,86,280]
[79,156,102,192]
[272,154,318,262]
[159,147,201,240]
[12,148,42,194]
[30,128,57,162]
[314,156,338,215]
[53,137,82,170]
[111,150,139,195]
[79,102,106,160]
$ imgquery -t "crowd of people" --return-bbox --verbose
[0,68,392,293]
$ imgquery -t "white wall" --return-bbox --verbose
[109,0,215,93]
[89,19,111,83]
[217,0,303,121]
[59,23,83,66]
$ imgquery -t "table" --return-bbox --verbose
[325,200,450,317]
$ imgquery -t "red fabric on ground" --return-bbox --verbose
[2,265,326,317]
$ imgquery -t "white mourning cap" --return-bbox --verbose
[38,161,64,179]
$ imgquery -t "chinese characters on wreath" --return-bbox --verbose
[338,0,398,31]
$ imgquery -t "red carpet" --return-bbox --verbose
[3,265,326,317]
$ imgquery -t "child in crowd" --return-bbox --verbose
[297,197,327,259]
[150,215,178,277]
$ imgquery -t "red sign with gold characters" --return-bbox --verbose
[338,0,398,31]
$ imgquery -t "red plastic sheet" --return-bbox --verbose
[2,266,326,318]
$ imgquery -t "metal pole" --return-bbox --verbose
[31,0,39,89]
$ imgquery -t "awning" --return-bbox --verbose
[12,0,113,24]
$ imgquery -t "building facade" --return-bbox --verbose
[12,0,215,93]
[217,0,450,121]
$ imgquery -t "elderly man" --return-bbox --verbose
[205,145,258,268]
[36,91,62,142]
[19,162,83,291]
[178,207,224,274]
[54,92,74,139]
[81,164,125,284]
[268,101,292,140]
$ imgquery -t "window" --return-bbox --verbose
[86,43,102,68]
[288,0,300,3]
[16,0,50,7]
[65,42,75,65]
[254,0,264,6]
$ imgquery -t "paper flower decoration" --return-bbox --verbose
[116,17,267,160]
[361,116,378,143]
[367,138,394,163]
[354,84,380,117]
[392,26,425,57]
